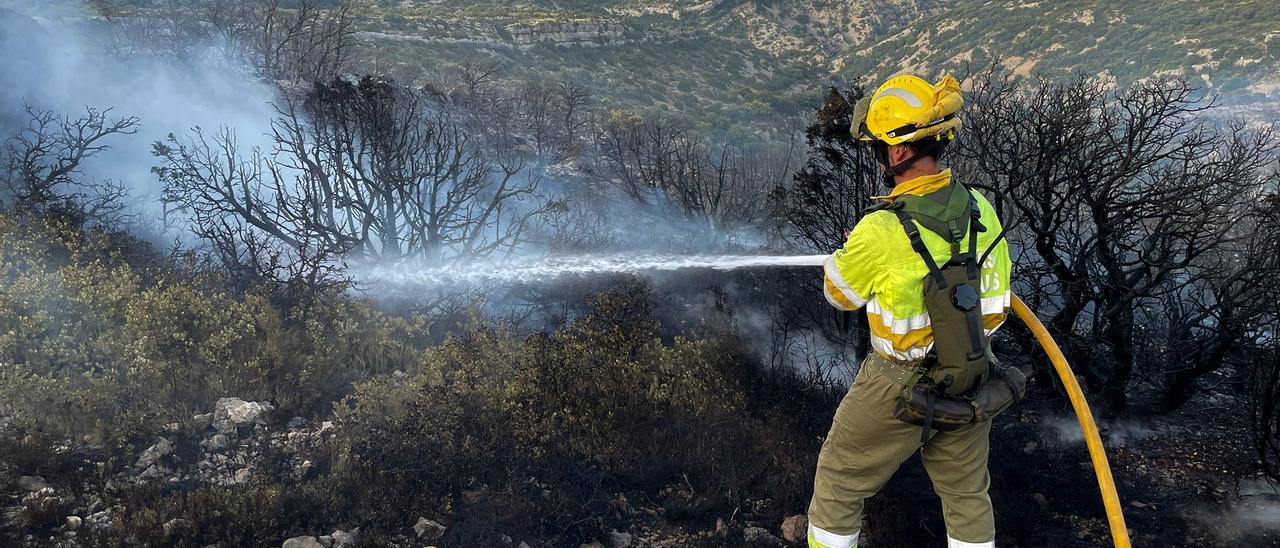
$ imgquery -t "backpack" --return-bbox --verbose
[888,182,990,395]
[871,182,1026,437]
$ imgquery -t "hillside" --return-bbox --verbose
[349,0,1280,126]
[837,0,1280,104]
[348,0,936,129]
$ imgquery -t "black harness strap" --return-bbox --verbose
[894,209,947,289]
[921,389,936,443]
[967,197,981,272]
[962,195,986,363]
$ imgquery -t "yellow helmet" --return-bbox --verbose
[852,74,964,145]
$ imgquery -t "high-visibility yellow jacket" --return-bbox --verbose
[823,169,1012,362]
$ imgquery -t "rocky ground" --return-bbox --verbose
[1,397,368,547]
[3,391,1277,547]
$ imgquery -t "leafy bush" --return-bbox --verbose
[0,213,424,457]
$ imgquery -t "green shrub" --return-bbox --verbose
[331,285,813,541]
[0,213,425,459]
[0,213,824,542]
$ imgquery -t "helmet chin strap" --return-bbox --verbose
[872,142,924,188]
[872,140,945,188]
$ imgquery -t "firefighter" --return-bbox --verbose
[808,74,1013,548]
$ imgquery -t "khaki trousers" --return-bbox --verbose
[808,353,995,547]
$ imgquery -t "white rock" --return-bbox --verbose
[85,510,112,529]
[162,518,189,537]
[136,437,173,469]
[316,421,337,437]
[330,528,357,548]
[214,397,274,433]
[17,476,46,492]
[608,529,632,548]
[65,516,81,530]
[139,464,168,480]
[743,526,778,544]
[203,434,231,451]
[282,536,323,548]
[192,413,214,428]
[414,517,446,538]
[293,460,314,480]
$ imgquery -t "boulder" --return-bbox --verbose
[192,413,214,428]
[65,516,81,531]
[214,397,274,433]
[136,437,173,469]
[414,517,446,539]
[743,526,781,545]
[316,421,337,437]
[781,515,808,543]
[162,518,190,538]
[330,528,357,548]
[714,518,729,538]
[608,529,632,547]
[85,510,112,530]
[282,536,323,548]
[607,493,630,514]
[17,475,46,492]
[203,434,231,451]
[292,459,314,481]
[139,464,167,480]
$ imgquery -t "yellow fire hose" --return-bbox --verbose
[1010,294,1131,548]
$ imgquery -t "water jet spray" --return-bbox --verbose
[354,253,829,288]
[356,253,1130,547]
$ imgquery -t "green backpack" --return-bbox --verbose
[871,182,1027,438]
[889,182,990,396]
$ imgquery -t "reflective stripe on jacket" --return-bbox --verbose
[822,169,1012,362]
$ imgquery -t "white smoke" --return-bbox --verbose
[1191,477,1280,544]
[1043,416,1159,448]
[0,0,278,229]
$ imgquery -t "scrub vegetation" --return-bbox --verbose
[0,1,1279,547]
